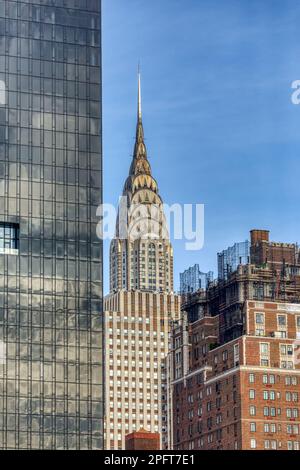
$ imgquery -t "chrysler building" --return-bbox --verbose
[104,74,180,450]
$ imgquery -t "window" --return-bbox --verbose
[287,424,299,435]
[250,438,256,449]
[197,422,202,434]
[271,440,277,450]
[269,374,275,384]
[263,374,268,384]
[234,344,239,364]
[277,315,287,337]
[250,422,256,432]
[287,441,299,450]
[263,391,269,400]
[264,440,270,449]
[194,375,202,388]
[256,313,264,324]
[293,393,298,402]
[280,344,294,369]
[0,222,19,253]
[249,373,255,384]
[277,330,287,338]
[260,343,269,354]
[261,358,269,366]
[260,343,270,366]
[264,423,270,433]
[278,315,287,327]
[264,423,276,433]
[271,424,276,433]
[255,313,265,336]
[249,406,256,416]
[222,350,228,361]
[280,344,293,356]
[249,389,255,399]
[286,408,298,419]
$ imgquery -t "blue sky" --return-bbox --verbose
[102,0,300,293]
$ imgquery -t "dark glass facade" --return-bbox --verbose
[0,0,103,449]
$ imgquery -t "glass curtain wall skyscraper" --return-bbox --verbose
[0,0,103,449]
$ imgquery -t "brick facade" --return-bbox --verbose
[250,229,299,269]
[169,231,300,450]
[105,291,181,450]
[170,301,300,450]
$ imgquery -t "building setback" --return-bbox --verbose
[104,74,180,450]
[169,230,300,450]
[0,0,103,449]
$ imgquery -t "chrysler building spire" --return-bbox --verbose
[130,70,150,176]
[138,66,142,121]
[110,73,174,293]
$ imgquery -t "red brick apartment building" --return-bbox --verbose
[169,230,300,450]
